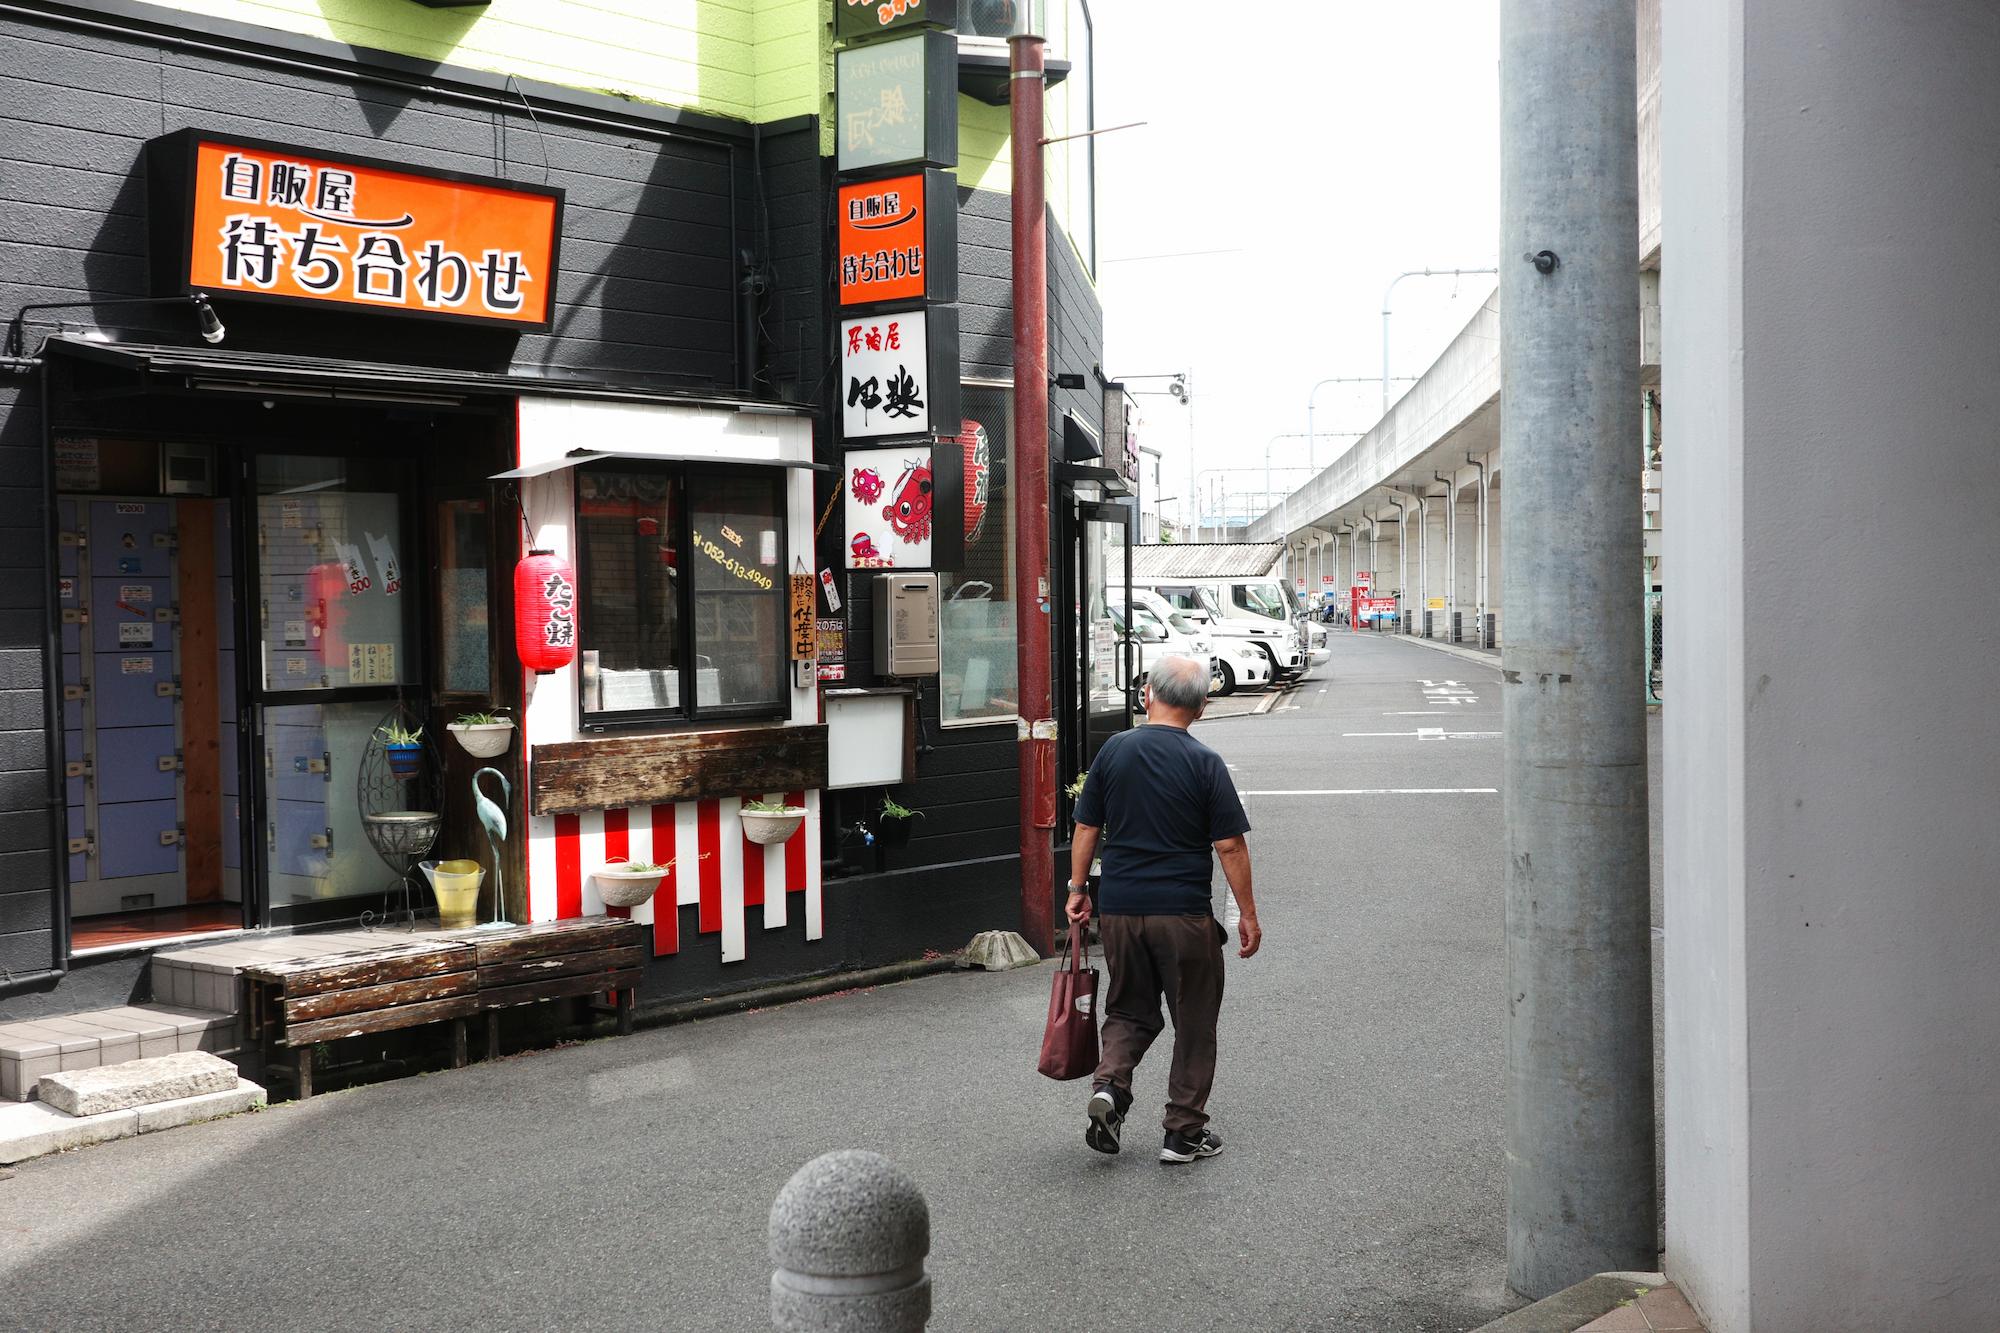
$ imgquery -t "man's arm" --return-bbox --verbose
[1067,823,1102,924]
[1214,835,1261,958]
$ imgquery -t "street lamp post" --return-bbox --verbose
[1307,375,1409,469]
[1381,267,1499,410]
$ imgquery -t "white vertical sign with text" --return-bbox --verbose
[841,309,930,440]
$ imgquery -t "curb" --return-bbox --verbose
[628,954,977,1032]
[1470,1272,1668,1333]
[1400,633,1503,667]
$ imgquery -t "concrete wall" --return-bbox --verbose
[1664,1,2000,1328]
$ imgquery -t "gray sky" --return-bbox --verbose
[1089,1,1501,531]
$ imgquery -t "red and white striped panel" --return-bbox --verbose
[527,790,823,963]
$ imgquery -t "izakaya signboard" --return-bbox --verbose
[835,0,958,40]
[838,170,956,308]
[148,129,563,330]
[835,30,958,172]
[840,306,960,441]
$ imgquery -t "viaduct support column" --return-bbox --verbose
[1500,0,1654,1297]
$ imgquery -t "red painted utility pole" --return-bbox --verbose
[1010,6,1054,957]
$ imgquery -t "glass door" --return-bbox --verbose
[244,454,421,923]
[1076,500,1135,766]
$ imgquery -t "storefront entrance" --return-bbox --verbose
[1058,497,1135,793]
[45,360,518,955]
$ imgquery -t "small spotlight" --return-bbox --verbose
[192,294,225,345]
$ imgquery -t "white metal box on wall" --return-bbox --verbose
[872,573,940,676]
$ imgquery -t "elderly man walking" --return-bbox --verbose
[1067,653,1262,1164]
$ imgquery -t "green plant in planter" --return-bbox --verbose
[743,799,798,814]
[452,711,508,727]
[618,860,666,874]
[878,796,922,821]
[1065,770,1088,800]
[376,722,423,745]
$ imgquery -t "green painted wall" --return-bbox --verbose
[147,0,827,122]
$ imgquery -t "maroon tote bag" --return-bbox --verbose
[1038,929,1100,1081]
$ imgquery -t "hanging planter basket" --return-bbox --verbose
[876,816,915,849]
[739,806,808,846]
[592,862,667,909]
[446,720,516,759]
[384,742,423,779]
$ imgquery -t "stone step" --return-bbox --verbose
[0,1005,236,1103]
[0,1077,265,1165]
[39,1051,240,1118]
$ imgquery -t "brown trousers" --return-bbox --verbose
[1092,913,1227,1135]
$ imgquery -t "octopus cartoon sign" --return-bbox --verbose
[845,445,934,570]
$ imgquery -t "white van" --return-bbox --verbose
[1126,587,1271,696]
[1139,578,1306,682]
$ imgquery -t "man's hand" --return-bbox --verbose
[1066,890,1092,925]
[1236,911,1262,959]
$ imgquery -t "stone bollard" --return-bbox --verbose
[770,1150,931,1332]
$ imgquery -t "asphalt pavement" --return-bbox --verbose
[2,632,1545,1332]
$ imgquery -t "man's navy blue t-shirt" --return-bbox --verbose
[1073,724,1250,916]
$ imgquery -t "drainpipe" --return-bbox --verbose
[1437,471,1457,635]
[1473,455,1489,643]
[1009,3,1054,957]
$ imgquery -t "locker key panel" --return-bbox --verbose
[272,799,332,881]
[91,577,172,653]
[64,729,85,806]
[96,798,182,879]
[66,804,87,884]
[92,653,176,728]
[89,501,173,578]
[96,725,179,805]
[268,724,331,804]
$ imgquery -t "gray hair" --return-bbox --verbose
[1148,654,1211,711]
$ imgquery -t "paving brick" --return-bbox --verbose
[4,1053,57,1101]
[38,1051,237,1116]
[132,1078,264,1132]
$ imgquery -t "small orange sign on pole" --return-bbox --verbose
[789,572,817,661]
[156,130,563,330]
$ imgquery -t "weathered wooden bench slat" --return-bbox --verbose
[478,967,643,1012]
[281,970,478,1024]
[245,945,475,996]
[476,945,646,990]
[471,920,644,966]
[284,993,480,1048]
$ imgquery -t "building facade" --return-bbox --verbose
[0,0,1120,1025]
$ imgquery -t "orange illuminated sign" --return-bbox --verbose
[837,169,955,308]
[156,131,563,330]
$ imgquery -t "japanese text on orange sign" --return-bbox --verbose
[790,575,816,661]
[187,141,558,325]
[839,174,926,305]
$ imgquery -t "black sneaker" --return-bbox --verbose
[1085,1085,1124,1155]
[1159,1126,1223,1164]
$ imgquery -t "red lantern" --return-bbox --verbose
[958,419,991,546]
[514,549,578,675]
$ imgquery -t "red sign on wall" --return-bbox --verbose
[151,129,564,331]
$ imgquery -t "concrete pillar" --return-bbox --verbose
[1500,0,1653,1297]
[1664,1,2000,1328]
[770,1151,931,1331]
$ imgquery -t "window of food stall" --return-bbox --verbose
[574,462,789,729]
[939,382,1016,727]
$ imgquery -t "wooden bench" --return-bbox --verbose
[470,917,646,1058]
[241,940,479,1100]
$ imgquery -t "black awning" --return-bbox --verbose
[42,336,813,417]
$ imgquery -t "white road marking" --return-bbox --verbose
[1385,710,1447,715]
[1344,729,1502,739]
[1242,788,1499,796]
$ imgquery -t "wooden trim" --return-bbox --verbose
[528,725,828,816]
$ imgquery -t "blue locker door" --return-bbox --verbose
[64,729,85,807]
[93,653,176,729]
[66,804,86,884]
[96,725,179,805]
[91,577,171,654]
[272,799,331,880]
[96,798,181,879]
[89,501,172,578]
[268,724,330,805]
